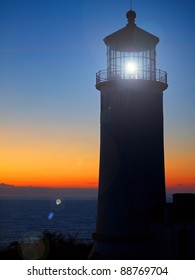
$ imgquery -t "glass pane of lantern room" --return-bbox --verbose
[107,46,156,81]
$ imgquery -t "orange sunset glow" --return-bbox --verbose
[1,122,195,190]
[1,124,99,187]
[165,132,195,190]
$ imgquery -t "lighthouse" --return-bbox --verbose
[90,9,168,259]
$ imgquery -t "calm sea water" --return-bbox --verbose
[0,198,97,249]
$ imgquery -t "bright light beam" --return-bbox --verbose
[125,62,137,74]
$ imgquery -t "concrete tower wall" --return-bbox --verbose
[96,79,166,239]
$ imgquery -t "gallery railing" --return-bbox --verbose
[96,69,167,84]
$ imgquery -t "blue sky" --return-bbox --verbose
[0,0,195,189]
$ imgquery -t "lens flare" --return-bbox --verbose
[19,231,49,260]
[48,212,55,220]
[56,199,62,205]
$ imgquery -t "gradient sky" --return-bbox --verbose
[0,0,195,191]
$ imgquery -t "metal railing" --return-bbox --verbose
[96,69,167,84]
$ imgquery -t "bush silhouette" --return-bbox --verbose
[0,230,92,260]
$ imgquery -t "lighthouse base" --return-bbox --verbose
[89,225,167,259]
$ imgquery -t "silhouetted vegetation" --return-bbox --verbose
[0,230,92,260]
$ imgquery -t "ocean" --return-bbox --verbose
[0,198,97,249]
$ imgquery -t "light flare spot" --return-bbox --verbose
[56,199,62,205]
[48,212,55,220]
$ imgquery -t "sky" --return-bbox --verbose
[0,0,195,193]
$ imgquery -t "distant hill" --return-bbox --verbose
[0,184,98,200]
[0,183,15,187]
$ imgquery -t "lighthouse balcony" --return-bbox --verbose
[96,69,167,85]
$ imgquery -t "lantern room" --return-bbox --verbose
[96,10,167,84]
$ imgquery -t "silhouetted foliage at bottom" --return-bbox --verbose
[0,230,93,260]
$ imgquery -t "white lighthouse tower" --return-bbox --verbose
[90,9,168,259]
